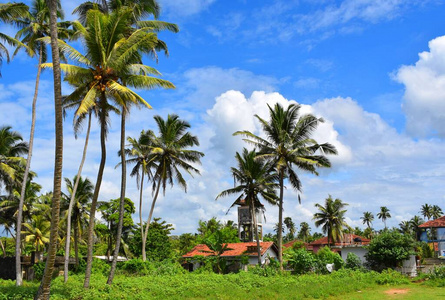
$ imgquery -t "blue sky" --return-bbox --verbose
[1,0,445,235]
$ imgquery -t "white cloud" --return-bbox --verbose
[395,35,445,137]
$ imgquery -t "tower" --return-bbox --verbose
[237,199,263,242]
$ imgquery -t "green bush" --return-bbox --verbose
[427,266,445,280]
[345,252,363,270]
[375,269,410,285]
[315,246,345,273]
[286,248,316,274]
[32,262,46,281]
[91,258,111,276]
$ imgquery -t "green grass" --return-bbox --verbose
[0,269,444,299]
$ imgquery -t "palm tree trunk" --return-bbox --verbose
[107,110,126,285]
[251,202,261,265]
[64,112,91,283]
[139,172,145,260]
[142,177,161,261]
[35,2,63,298]
[277,172,284,270]
[74,222,79,266]
[16,46,42,287]
[84,97,107,289]
[0,238,5,258]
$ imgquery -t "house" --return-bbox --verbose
[182,241,278,271]
[309,234,371,263]
[418,216,445,257]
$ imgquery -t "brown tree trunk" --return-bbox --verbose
[0,238,5,258]
[84,96,107,289]
[34,1,63,297]
[107,110,126,284]
[142,177,161,261]
[16,46,42,286]
[139,172,145,260]
[277,172,284,270]
[251,201,261,265]
[74,222,79,266]
[64,112,91,282]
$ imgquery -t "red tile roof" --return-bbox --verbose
[309,234,370,247]
[419,216,445,228]
[182,242,276,258]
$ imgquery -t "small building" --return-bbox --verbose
[418,216,445,257]
[309,234,371,263]
[182,241,278,271]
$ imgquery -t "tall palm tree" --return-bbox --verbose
[42,8,174,287]
[123,131,152,260]
[431,205,443,220]
[420,204,433,221]
[13,0,71,287]
[377,206,391,229]
[234,103,337,269]
[34,0,63,297]
[0,2,29,76]
[217,148,278,264]
[361,211,374,229]
[297,222,310,242]
[141,114,204,261]
[313,195,348,247]
[410,215,424,239]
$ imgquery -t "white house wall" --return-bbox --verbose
[340,247,367,265]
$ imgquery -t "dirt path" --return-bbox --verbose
[384,288,410,296]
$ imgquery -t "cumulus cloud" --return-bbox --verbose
[395,35,445,137]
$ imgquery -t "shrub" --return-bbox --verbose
[91,258,111,276]
[315,246,344,273]
[286,248,316,274]
[375,269,410,285]
[427,266,445,280]
[32,262,45,281]
[345,252,363,270]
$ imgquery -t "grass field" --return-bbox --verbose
[0,269,444,299]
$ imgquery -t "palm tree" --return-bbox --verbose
[34,0,63,297]
[0,126,27,191]
[377,206,391,229]
[0,2,29,76]
[217,148,278,264]
[141,114,204,261]
[42,8,175,287]
[234,103,337,268]
[420,204,433,221]
[410,215,424,239]
[21,214,50,255]
[431,205,443,220]
[62,176,93,268]
[313,195,348,247]
[361,211,374,229]
[13,0,71,287]
[284,216,296,241]
[399,220,411,235]
[297,222,311,242]
[123,131,152,260]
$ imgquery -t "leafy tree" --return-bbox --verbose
[286,248,316,274]
[313,195,348,247]
[21,214,50,254]
[315,246,344,273]
[365,229,415,271]
[141,114,203,261]
[176,233,198,256]
[216,148,278,264]
[377,206,391,229]
[234,103,337,269]
[345,252,362,270]
[361,211,374,229]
